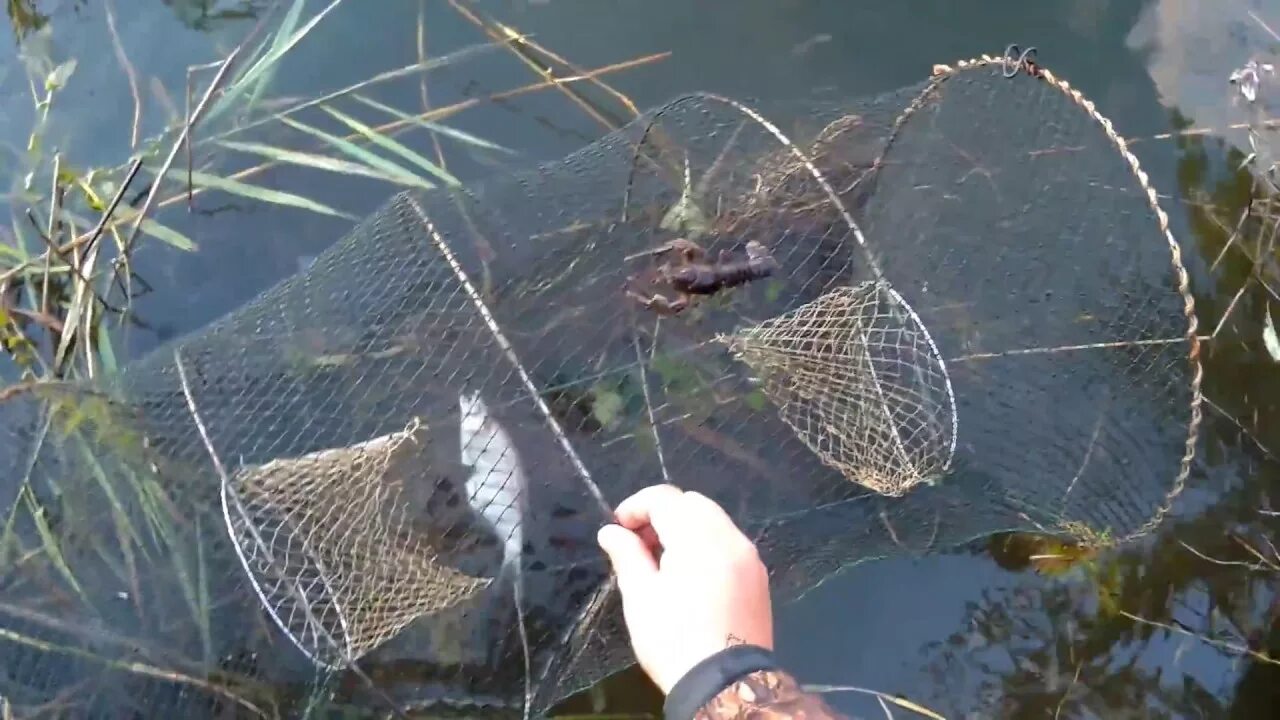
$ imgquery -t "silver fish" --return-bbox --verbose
[458,391,533,706]
[458,391,525,577]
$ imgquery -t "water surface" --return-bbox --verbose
[2,1,1278,717]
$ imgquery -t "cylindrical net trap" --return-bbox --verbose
[0,50,1202,718]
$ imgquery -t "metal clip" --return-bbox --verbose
[1001,44,1041,79]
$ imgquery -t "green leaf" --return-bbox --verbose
[591,387,624,429]
[280,116,433,189]
[74,175,106,213]
[243,0,307,113]
[75,437,144,549]
[195,515,213,662]
[59,208,197,252]
[764,280,784,304]
[184,169,358,220]
[207,0,348,124]
[55,165,79,187]
[216,139,404,183]
[744,389,768,412]
[0,501,20,567]
[138,218,197,251]
[23,488,88,602]
[0,243,28,262]
[352,94,515,156]
[320,104,457,186]
[95,321,118,375]
[275,0,308,45]
[45,59,76,91]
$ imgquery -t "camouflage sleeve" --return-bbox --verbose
[693,666,848,720]
[663,645,848,720]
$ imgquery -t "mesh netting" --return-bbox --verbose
[220,413,493,670]
[722,280,957,497]
[0,54,1201,717]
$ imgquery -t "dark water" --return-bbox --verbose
[2,0,1279,717]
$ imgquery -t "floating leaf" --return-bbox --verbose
[185,169,358,220]
[1264,302,1280,362]
[591,387,625,430]
[45,58,77,91]
[280,116,433,190]
[320,105,457,186]
[660,155,711,239]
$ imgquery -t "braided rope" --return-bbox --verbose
[886,54,1204,545]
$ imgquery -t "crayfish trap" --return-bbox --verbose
[0,52,1201,717]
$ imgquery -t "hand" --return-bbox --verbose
[596,484,773,694]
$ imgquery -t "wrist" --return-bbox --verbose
[662,644,781,720]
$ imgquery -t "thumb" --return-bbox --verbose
[597,523,658,593]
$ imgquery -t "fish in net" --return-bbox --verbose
[0,51,1201,717]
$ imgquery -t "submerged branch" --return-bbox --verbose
[1118,609,1280,667]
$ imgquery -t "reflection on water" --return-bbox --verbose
[1129,0,1279,170]
[1,0,1279,717]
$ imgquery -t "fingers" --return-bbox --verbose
[596,524,658,593]
[613,484,685,530]
[615,484,709,550]
[680,491,751,544]
[612,485,749,552]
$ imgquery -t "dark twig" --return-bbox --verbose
[122,45,243,259]
[84,158,144,259]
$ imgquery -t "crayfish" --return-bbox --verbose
[624,237,779,316]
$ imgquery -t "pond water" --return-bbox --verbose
[1,1,1279,718]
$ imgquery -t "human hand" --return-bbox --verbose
[596,484,773,694]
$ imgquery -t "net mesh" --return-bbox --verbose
[0,53,1202,717]
[220,414,493,670]
[722,281,957,497]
